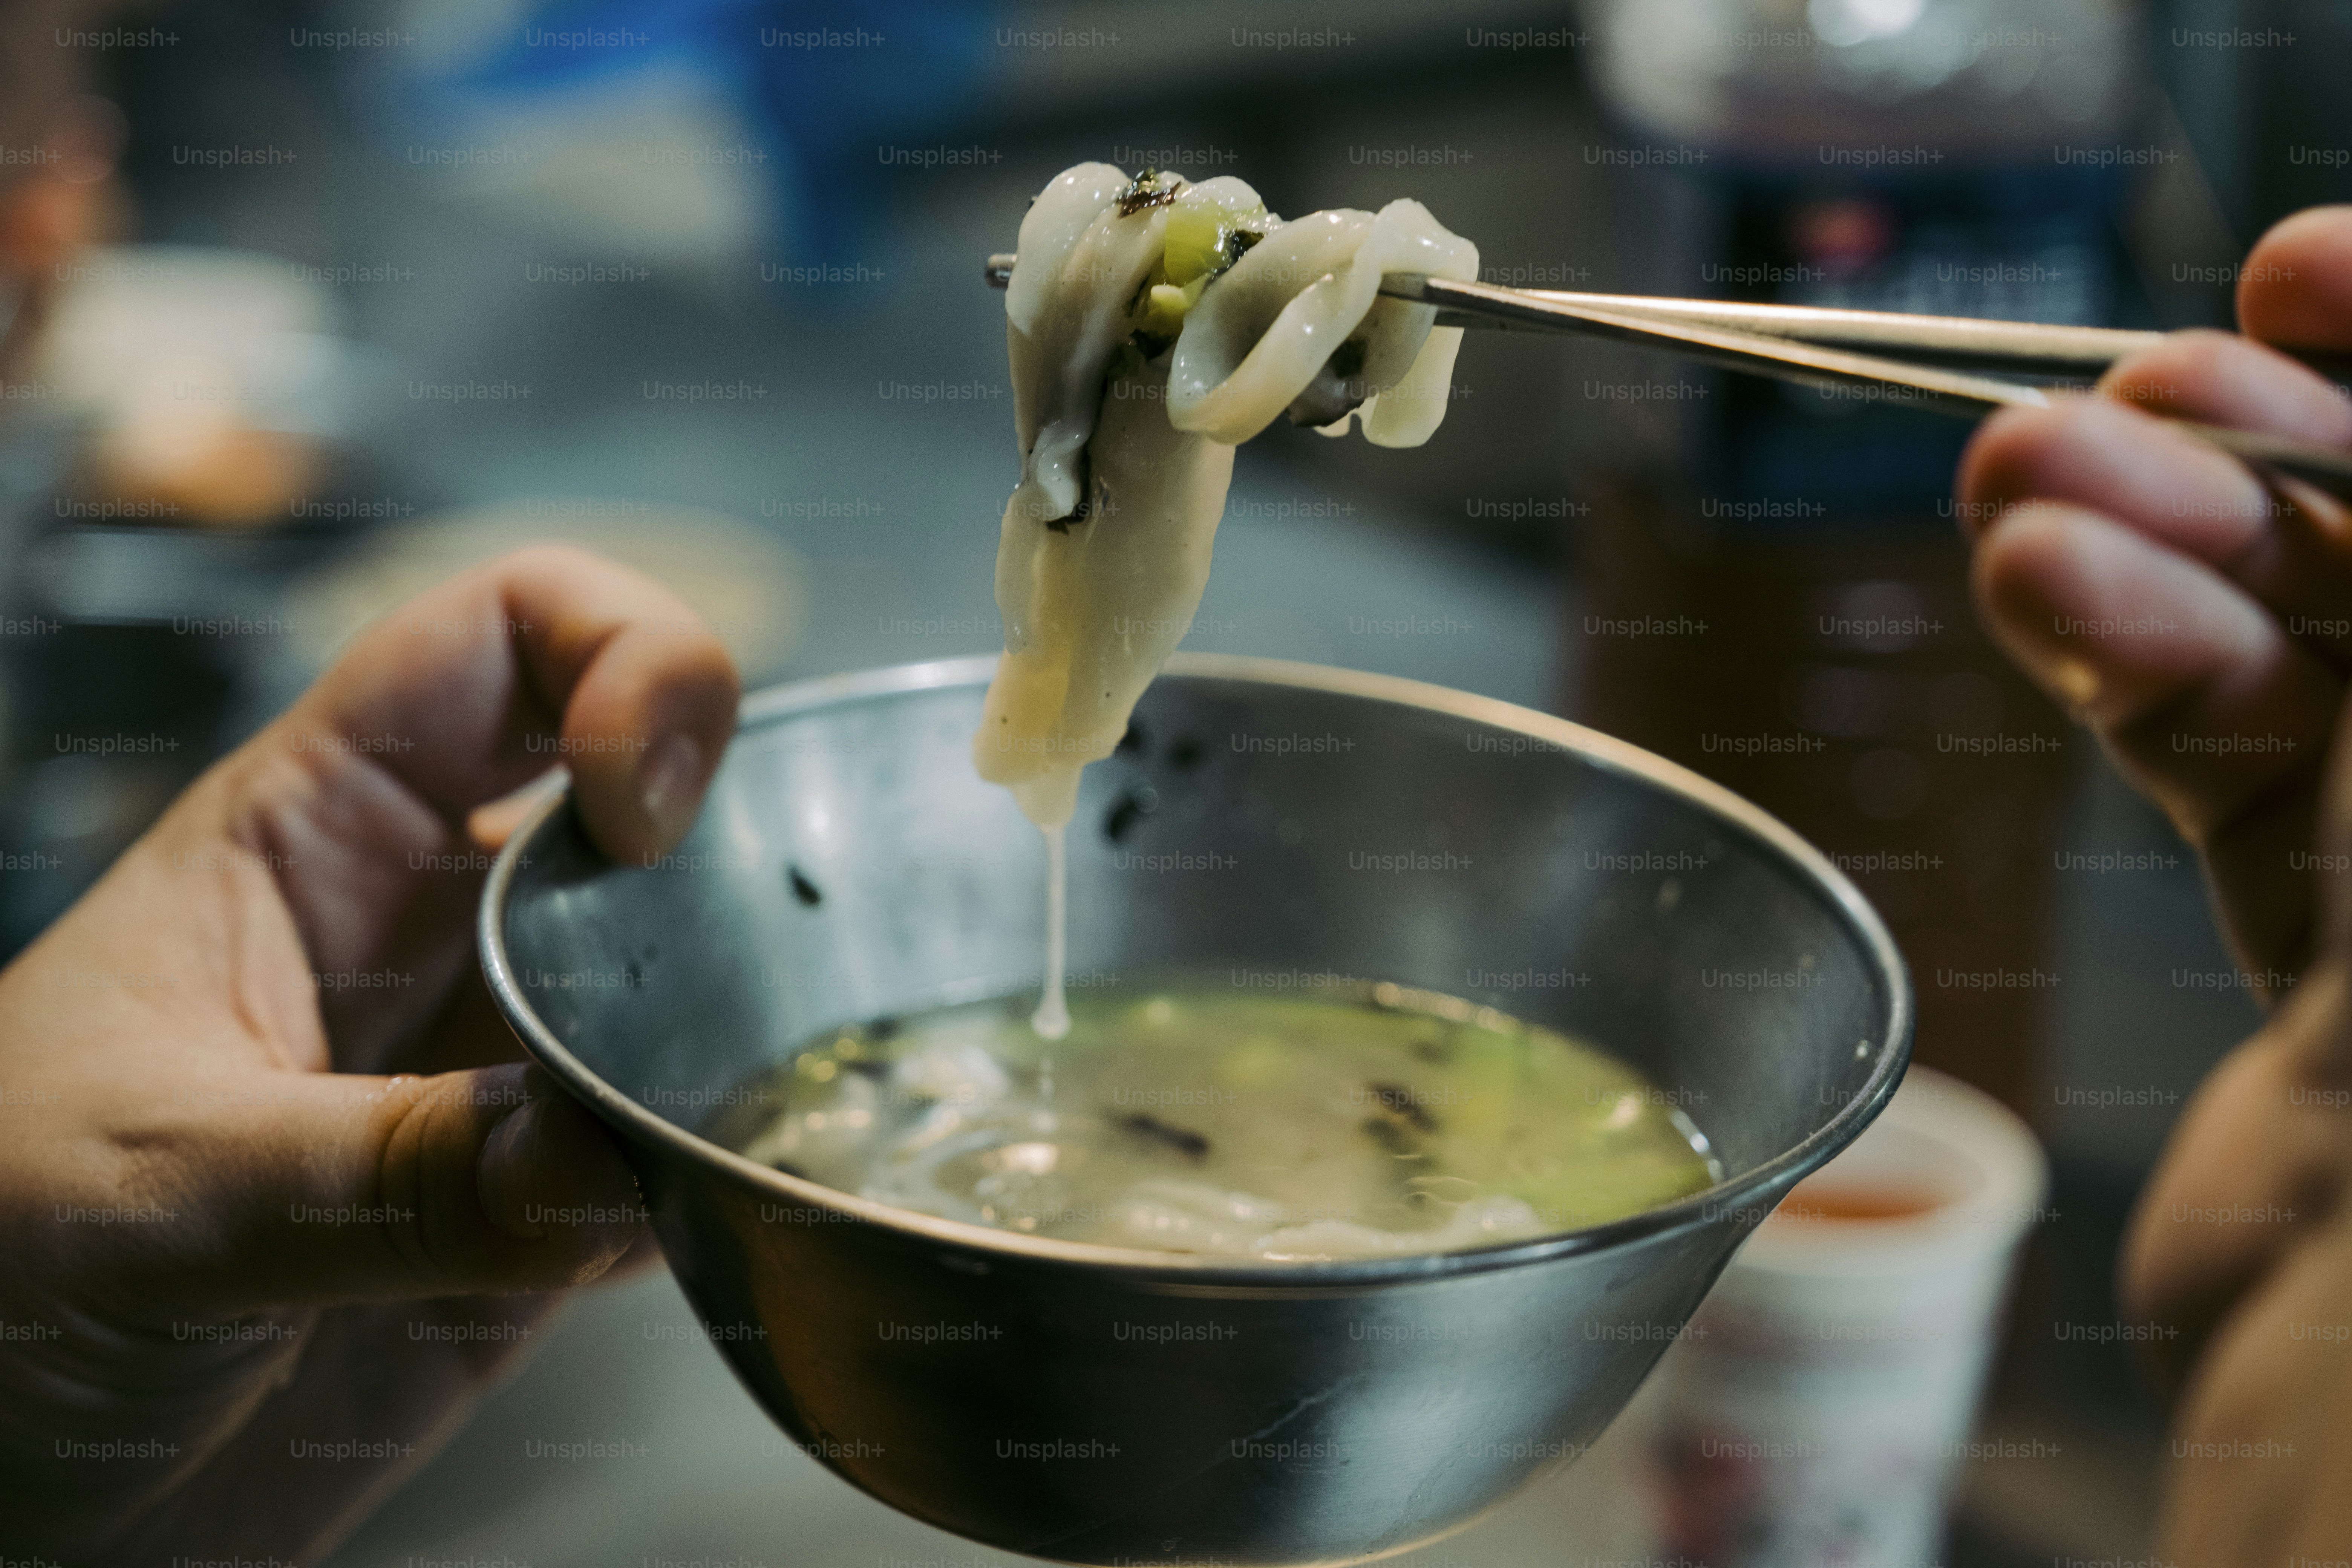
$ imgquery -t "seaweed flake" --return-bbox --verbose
[1361,1115,1423,1159]
[1115,168,1180,216]
[1102,784,1156,842]
[1118,1113,1210,1160]
[1364,1081,1438,1133]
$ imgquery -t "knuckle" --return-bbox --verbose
[372,1075,499,1290]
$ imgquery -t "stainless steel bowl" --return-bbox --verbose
[480,654,1911,1566]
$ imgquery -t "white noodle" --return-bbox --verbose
[977,165,1477,1037]
[1166,200,1477,444]
[1032,823,1070,1042]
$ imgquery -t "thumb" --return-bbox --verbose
[165,1064,646,1315]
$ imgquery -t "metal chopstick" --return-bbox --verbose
[1388,275,2352,505]
[986,252,2346,380]
[1429,283,2159,378]
[1439,283,2352,385]
[983,253,2151,377]
[980,254,2352,505]
[1384,275,2050,417]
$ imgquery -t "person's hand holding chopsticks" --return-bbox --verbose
[1959,205,2352,1568]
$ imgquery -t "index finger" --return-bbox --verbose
[282,542,741,865]
[2240,205,2352,354]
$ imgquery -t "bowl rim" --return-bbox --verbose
[480,652,1914,1286]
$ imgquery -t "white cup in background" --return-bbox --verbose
[1632,1066,2050,1568]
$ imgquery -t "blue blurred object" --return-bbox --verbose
[381,0,993,261]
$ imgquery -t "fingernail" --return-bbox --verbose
[479,1098,548,1239]
[639,732,704,844]
[479,1090,644,1243]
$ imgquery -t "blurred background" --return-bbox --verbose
[3,0,2347,1562]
